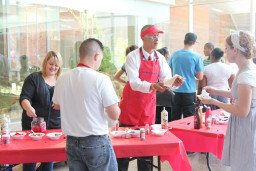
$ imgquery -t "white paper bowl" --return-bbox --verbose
[46,132,62,140]
[218,116,229,124]
[151,129,167,136]
[129,130,140,138]
[110,131,125,138]
[29,133,45,140]
[10,132,26,140]
[151,124,162,130]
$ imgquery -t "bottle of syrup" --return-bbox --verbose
[194,102,201,129]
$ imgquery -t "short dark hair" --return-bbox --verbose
[205,42,214,49]
[79,38,104,58]
[184,32,197,45]
[211,48,224,60]
[126,45,138,56]
[157,47,169,56]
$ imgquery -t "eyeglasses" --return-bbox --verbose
[145,34,160,39]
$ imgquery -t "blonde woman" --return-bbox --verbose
[201,31,256,170]
[20,51,62,171]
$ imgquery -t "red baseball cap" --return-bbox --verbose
[140,26,164,39]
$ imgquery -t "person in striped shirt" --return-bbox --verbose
[203,42,225,66]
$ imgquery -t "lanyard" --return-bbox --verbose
[77,63,91,68]
[140,47,158,61]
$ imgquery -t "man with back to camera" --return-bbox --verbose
[169,32,204,121]
[52,38,120,171]
[203,42,225,66]
[118,25,183,171]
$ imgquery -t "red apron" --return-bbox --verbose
[119,48,160,126]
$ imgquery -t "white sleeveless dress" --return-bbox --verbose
[222,64,256,171]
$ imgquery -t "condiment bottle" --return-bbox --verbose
[212,117,217,125]
[194,104,201,129]
[125,128,130,139]
[0,113,10,143]
[206,117,212,130]
[161,107,168,129]
[199,106,203,128]
[140,128,145,141]
[2,134,10,145]
[0,114,9,133]
[205,107,211,127]
[145,124,150,134]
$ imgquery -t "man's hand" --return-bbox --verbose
[172,77,183,87]
[52,103,60,110]
[151,82,166,93]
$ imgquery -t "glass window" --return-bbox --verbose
[193,0,253,61]
[0,0,171,131]
[0,0,255,131]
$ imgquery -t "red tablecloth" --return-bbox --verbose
[111,129,191,171]
[169,109,227,159]
[0,129,191,171]
[0,130,66,164]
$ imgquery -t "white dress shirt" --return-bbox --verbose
[125,47,172,93]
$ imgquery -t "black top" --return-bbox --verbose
[20,72,61,130]
[121,64,127,75]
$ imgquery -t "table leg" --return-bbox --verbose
[157,156,161,171]
[129,157,160,170]
[206,152,212,171]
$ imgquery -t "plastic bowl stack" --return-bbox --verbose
[150,124,162,130]
[150,124,168,136]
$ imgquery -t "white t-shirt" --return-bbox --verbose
[229,63,239,75]
[52,67,119,137]
[204,62,232,90]
[125,47,172,93]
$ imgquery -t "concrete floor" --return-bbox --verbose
[53,153,231,171]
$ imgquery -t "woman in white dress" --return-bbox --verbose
[201,48,235,110]
[201,31,256,171]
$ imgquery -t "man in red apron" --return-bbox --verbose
[118,25,183,171]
